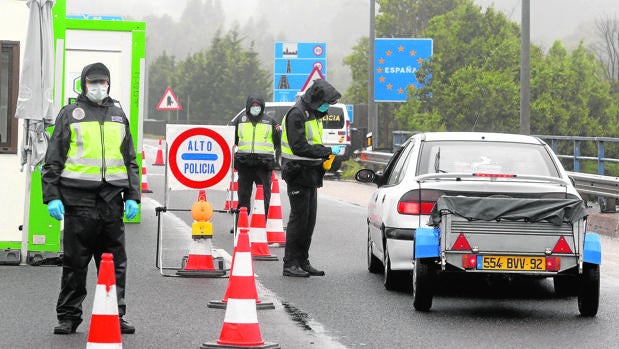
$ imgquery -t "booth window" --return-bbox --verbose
[0,41,19,154]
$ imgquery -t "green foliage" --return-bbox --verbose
[148,29,271,124]
[339,159,364,180]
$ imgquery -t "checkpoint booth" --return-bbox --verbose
[155,124,236,277]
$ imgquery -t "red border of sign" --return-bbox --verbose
[300,66,325,93]
[169,128,231,189]
[156,87,183,111]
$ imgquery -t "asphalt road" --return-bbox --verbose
[2,138,618,349]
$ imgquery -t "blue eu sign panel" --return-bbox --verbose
[274,42,327,102]
[374,38,433,102]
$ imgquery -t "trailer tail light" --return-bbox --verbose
[462,254,477,269]
[546,256,561,271]
[346,120,351,142]
[397,189,443,215]
[552,236,572,254]
[451,233,472,251]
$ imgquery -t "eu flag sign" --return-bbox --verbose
[374,38,433,102]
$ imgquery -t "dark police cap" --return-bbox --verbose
[85,66,109,82]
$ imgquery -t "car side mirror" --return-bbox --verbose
[355,168,377,184]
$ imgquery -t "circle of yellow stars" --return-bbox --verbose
[376,45,424,94]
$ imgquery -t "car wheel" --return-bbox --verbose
[383,246,398,290]
[577,263,600,317]
[553,275,578,297]
[412,258,435,311]
[367,227,382,274]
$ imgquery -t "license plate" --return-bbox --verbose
[477,255,546,271]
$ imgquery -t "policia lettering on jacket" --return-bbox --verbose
[42,62,139,335]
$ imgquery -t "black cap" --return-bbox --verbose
[85,65,109,82]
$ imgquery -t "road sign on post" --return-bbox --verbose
[165,125,234,191]
[300,66,325,94]
[274,42,327,102]
[157,87,182,111]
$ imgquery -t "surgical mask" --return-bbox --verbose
[86,84,108,102]
[317,103,329,113]
[249,106,261,116]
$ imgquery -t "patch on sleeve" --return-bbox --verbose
[72,108,86,120]
[111,116,124,123]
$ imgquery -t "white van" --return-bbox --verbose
[230,102,352,172]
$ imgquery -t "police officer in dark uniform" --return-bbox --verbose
[42,62,140,334]
[233,95,281,216]
[280,79,342,277]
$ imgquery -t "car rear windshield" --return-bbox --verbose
[263,106,345,129]
[418,141,560,177]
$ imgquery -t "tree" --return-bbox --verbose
[147,51,177,120]
[592,16,619,84]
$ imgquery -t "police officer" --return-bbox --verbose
[233,95,281,216]
[42,62,140,335]
[280,79,342,277]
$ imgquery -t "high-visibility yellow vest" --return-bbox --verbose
[61,120,129,185]
[281,111,323,163]
[237,120,275,155]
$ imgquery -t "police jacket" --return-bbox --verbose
[42,93,141,207]
[233,95,281,171]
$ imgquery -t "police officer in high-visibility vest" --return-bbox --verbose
[280,79,342,277]
[42,62,140,335]
[233,95,281,216]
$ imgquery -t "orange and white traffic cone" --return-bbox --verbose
[249,185,278,261]
[87,253,122,349]
[141,151,152,194]
[266,178,285,246]
[153,138,165,166]
[201,218,279,349]
[177,190,225,277]
[207,207,274,310]
[223,170,239,211]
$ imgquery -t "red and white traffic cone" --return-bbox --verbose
[223,169,239,211]
[207,207,274,310]
[87,253,122,349]
[266,177,285,246]
[249,185,278,261]
[201,217,279,349]
[141,150,152,193]
[153,138,165,166]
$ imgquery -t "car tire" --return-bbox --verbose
[553,275,578,297]
[367,227,382,274]
[577,263,600,317]
[383,246,398,290]
[412,258,435,311]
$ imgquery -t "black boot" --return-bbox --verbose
[120,317,136,334]
[53,318,82,334]
[283,265,310,277]
[301,263,325,276]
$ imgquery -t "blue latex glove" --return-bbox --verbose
[125,200,139,220]
[331,145,343,155]
[48,199,64,221]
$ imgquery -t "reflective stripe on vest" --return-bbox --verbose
[237,121,274,155]
[62,121,128,183]
[281,113,323,163]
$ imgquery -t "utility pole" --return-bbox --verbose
[520,0,531,135]
[368,0,378,147]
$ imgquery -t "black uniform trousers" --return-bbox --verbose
[283,183,318,268]
[56,196,128,321]
[237,166,272,215]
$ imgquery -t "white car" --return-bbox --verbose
[356,132,586,291]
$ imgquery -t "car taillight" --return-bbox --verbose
[452,233,472,250]
[462,254,477,269]
[346,120,351,142]
[397,189,443,215]
[473,173,516,178]
[552,235,572,254]
[546,256,561,271]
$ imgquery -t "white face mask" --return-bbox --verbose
[86,84,108,102]
[249,106,261,116]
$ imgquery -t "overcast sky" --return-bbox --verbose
[64,0,619,49]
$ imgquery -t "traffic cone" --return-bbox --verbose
[208,207,274,310]
[177,190,226,277]
[223,169,239,211]
[141,150,152,193]
[249,185,278,261]
[87,253,122,349]
[233,199,250,247]
[266,177,285,246]
[153,138,165,166]
[201,220,279,349]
